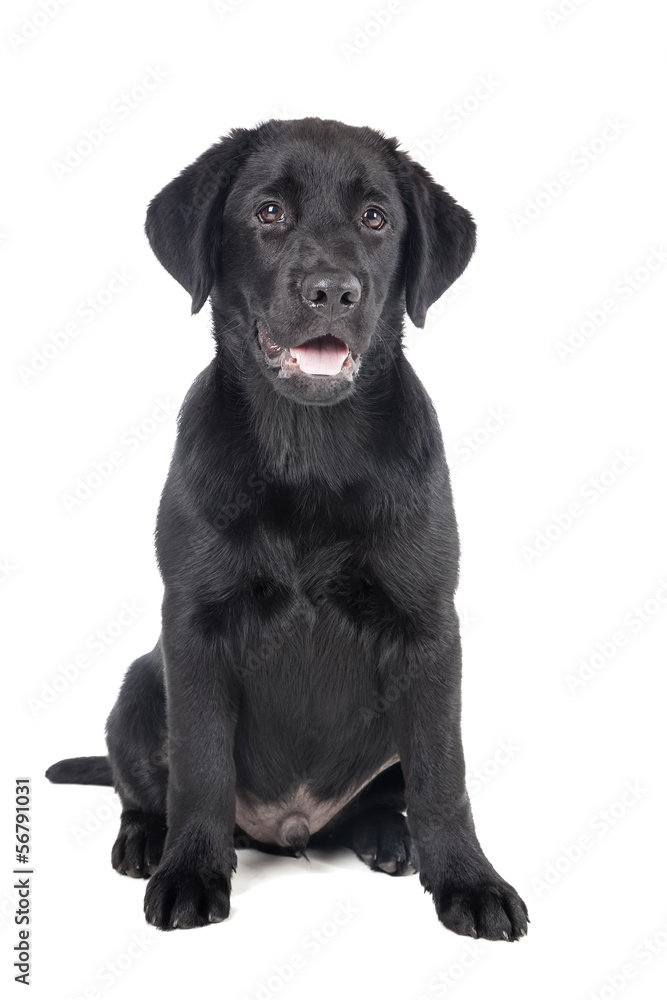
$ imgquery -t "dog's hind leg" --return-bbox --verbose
[312,763,419,876]
[106,641,169,879]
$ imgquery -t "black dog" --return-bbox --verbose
[47,117,528,940]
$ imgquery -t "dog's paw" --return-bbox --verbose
[342,808,419,876]
[435,877,529,941]
[112,811,167,879]
[143,864,231,930]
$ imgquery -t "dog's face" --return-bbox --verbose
[218,128,408,405]
[146,118,476,406]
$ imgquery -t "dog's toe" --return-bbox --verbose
[436,876,529,941]
[144,866,231,931]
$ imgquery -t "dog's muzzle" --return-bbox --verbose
[257,324,361,381]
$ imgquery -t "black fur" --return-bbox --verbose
[45,756,112,785]
[47,118,528,940]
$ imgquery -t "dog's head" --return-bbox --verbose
[146,118,475,406]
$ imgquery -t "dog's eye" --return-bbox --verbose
[258,203,285,224]
[361,208,386,230]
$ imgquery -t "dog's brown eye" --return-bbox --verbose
[258,203,285,224]
[362,208,385,230]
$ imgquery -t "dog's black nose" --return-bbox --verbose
[301,272,362,316]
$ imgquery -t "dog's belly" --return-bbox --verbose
[235,752,399,846]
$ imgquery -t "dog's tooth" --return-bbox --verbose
[279,352,299,376]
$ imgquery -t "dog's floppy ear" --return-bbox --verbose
[145,129,255,314]
[395,151,476,328]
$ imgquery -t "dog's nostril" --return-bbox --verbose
[340,276,362,306]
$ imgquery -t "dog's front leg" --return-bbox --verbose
[389,607,528,941]
[143,609,238,931]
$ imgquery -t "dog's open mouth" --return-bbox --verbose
[257,324,360,380]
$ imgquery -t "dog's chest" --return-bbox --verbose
[231,524,409,623]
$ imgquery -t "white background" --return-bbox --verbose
[2,0,666,998]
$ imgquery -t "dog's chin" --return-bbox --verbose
[254,323,362,406]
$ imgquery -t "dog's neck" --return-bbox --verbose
[204,309,429,490]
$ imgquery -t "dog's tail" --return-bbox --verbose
[45,756,113,786]
[278,812,310,857]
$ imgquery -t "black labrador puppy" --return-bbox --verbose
[47,117,528,941]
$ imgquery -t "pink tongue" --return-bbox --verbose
[291,336,348,375]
